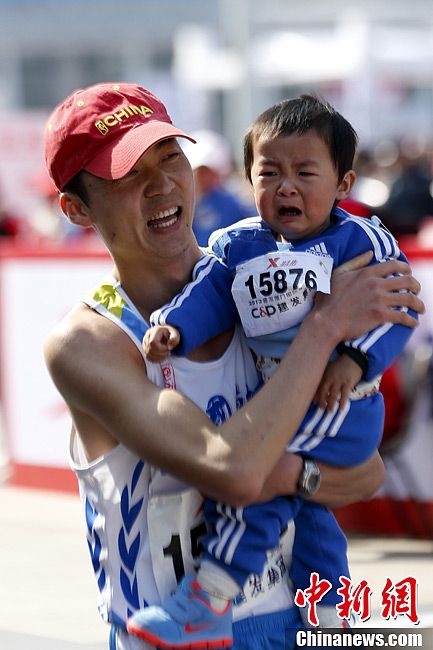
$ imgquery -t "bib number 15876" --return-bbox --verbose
[244,268,318,300]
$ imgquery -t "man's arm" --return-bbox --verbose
[316,452,385,507]
[45,258,422,506]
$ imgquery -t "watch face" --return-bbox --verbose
[308,470,321,493]
[301,460,321,496]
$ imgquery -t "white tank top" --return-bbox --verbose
[71,270,295,649]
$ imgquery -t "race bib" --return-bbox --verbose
[232,251,333,337]
[233,521,296,619]
[147,488,207,601]
[147,488,296,617]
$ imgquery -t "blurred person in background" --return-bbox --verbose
[182,129,255,246]
[378,138,433,237]
[0,186,23,240]
[337,147,415,455]
[31,166,101,245]
[341,149,390,219]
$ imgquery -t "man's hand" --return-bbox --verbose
[313,254,424,343]
[142,325,181,362]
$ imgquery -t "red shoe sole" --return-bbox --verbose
[126,621,233,649]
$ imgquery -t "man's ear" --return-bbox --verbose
[336,170,356,201]
[59,193,92,227]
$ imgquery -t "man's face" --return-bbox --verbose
[80,138,196,260]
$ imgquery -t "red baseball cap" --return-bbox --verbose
[44,82,196,191]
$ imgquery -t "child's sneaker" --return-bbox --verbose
[126,575,233,649]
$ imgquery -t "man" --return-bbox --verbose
[43,82,423,650]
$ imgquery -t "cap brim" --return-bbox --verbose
[84,122,196,180]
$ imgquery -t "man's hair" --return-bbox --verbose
[62,171,90,205]
[243,94,358,184]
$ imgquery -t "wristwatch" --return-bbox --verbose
[297,458,321,497]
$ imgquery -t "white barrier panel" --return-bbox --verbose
[0,247,112,488]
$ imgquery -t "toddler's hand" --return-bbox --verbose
[314,354,363,412]
[142,325,180,362]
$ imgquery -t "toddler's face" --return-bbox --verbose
[250,131,354,242]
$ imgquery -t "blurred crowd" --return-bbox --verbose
[0,165,102,248]
[1,130,433,249]
[344,135,433,246]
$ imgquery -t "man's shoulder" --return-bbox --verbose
[47,301,106,340]
[45,303,90,348]
[45,303,137,374]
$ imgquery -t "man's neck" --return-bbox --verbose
[113,245,203,321]
[112,243,234,361]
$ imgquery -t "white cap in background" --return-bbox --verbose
[182,129,232,177]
